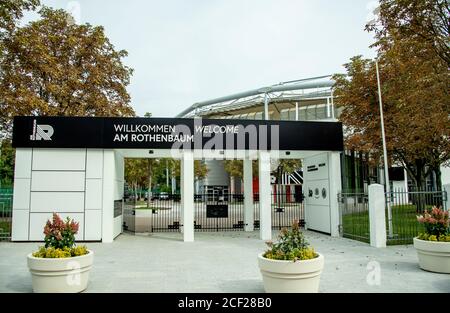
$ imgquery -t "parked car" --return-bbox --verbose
[160,192,169,200]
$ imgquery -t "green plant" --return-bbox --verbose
[43,213,78,249]
[32,213,88,258]
[32,245,89,258]
[417,206,450,241]
[263,221,317,261]
[417,233,450,242]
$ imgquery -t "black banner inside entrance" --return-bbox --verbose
[12,116,343,151]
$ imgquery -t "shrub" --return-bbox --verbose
[32,245,89,258]
[417,206,450,241]
[263,221,317,261]
[43,213,79,249]
[32,213,88,258]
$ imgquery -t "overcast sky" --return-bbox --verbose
[26,0,377,117]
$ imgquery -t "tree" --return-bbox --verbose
[0,139,14,186]
[0,0,40,34]
[124,159,147,200]
[224,159,301,180]
[224,160,257,179]
[334,0,450,190]
[170,159,208,180]
[0,7,135,137]
[366,0,450,67]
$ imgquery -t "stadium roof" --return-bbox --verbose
[177,75,335,118]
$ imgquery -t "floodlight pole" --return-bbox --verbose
[376,59,393,237]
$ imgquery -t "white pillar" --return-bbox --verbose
[102,150,115,243]
[258,151,272,240]
[171,174,176,194]
[328,152,342,237]
[243,158,254,232]
[369,184,387,248]
[444,184,450,211]
[181,151,194,242]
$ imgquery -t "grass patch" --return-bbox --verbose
[342,204,427,245]
[0,220,11,234]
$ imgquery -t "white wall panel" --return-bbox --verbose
[85,210,102,240]
[11,210,29,241]
[31,171,85,191]
[32,149,86,171]
[14,148,32,179]
[86,149,103,179]
[305,204,331,233]
[113,216,122,239]
[12,178,31,210]
[304,152,332,234]
[85,179,102,210]
[30,192,84,213]
[304,153,329,181]
[304,180,330,206]
[29,213,84,241]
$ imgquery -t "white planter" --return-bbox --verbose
[258,252,324,293]
[27,250,94,293]
[413,238,450,274]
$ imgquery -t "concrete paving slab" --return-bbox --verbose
[0,231,448,293]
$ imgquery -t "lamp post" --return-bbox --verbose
[375,59,393,237]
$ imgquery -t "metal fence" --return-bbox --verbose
[0,188,13,241]
[386,188,447,245]
[338,192,370,243]
[338,188,448,246]
[123,192,304,233]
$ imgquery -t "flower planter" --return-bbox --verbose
[258,252,324,293]
[27,250,94,293]
[413,238,450,274]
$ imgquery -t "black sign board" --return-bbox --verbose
[206,204,228,218]
[12,116,343,151]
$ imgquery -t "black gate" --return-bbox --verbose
[123,192,305,233]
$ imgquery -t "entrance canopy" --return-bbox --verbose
[12,116,343,153]
[11,116,344,243]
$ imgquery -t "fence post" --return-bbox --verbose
[243,158,254,232]
[444,184,450,211]
[368,184,386,248]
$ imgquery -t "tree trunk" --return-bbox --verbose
[133,182,138,205]
[147,160,152,209]
[434,167,442,191]
[412,159,427,212]
[432,166,443,208]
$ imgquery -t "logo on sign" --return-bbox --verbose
[30,119,54,141]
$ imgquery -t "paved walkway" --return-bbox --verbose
[0,231,448,293]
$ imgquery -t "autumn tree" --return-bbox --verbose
[124,159,148,200]
[223,160,257,179]
[224,159,301,180]
[170,159,208,181]
[366,0,450,67]
[334,0,450,189]
[0,0,40,183]
[0,0,39,35]
[0,7,135,137]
